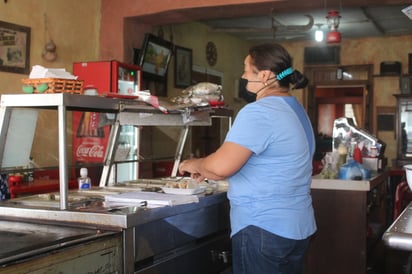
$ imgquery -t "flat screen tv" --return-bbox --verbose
[138,33,174,82]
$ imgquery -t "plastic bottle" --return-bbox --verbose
[78,168,91,190]
[348,138,357,160]
[337,143,348,168]
[353,145,363,164]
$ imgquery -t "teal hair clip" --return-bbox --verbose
[277,67,294,81]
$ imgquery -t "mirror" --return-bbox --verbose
[399,100,412,158]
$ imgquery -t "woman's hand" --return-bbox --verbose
[178,142,252,182]
[179,158,205,182]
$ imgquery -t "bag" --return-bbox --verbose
[338,160,371,180]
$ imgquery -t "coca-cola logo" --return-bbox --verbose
[76,144,105,158]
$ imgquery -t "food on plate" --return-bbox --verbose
[164,179,195,189]
[170,82,224,106]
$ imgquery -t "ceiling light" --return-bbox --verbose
[315,24,323,42]
[326,10,341,43]
[315,30,323,42]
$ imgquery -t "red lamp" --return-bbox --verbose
[326,10,341,43]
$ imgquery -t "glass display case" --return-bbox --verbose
[0,93,231,209]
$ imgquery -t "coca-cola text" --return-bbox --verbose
[76,144,105,158]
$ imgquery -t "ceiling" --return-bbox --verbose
[202,4,412,43]
[134,0,412,43]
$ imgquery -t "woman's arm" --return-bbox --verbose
[179,141,252,182]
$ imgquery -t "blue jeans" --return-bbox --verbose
[231,225,310,274]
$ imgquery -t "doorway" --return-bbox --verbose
[315,85,366,137]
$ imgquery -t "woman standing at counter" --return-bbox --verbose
[179,43,316,274]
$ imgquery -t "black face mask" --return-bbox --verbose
[238,78,256,103]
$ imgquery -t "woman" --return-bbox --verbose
[179,43,316,274]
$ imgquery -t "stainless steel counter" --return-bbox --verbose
[0,185,231,273]
[383,201,412,251]
[0,219,118,265]
[0,186,228,229]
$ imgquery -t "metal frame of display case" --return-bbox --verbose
[99,106,214,186]
[0,93,230,210]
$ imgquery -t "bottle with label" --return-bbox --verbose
[78,168,91,190]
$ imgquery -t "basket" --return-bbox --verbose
[22,78,84,94]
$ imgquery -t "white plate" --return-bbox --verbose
[161,186,207,195]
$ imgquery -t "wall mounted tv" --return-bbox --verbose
[138,33,174,82]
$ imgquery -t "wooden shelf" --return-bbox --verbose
[373,74,410,78]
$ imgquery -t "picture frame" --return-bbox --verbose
[174,45,192,88]
[0,20,31,74]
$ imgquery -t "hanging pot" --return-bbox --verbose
[42,40,57,61]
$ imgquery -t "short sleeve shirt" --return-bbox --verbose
[225,96,317,239]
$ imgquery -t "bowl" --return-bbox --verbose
[404,164,412,190]
[209,100,224,106]
[190,97,202,104]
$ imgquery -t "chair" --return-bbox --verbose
[393,181,412,219]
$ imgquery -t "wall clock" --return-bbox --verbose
[206,41,217,66]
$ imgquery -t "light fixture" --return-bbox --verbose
[314,23,324,42]
[326,10,341,43]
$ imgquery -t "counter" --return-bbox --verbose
[0,185,231,274]
[383,201,412,251]
[0,171,392,274]
[0,220,122,273]
[306,171,389,274]
[311,171,388,191]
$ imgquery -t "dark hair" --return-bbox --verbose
[248,43,308,89]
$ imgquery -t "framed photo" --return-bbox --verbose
[0,20,31,74]
[174,45,192,88]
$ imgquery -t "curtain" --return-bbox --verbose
[352,104,363,128]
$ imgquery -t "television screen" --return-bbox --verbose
[138,33,174,82]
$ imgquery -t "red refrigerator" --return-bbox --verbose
[72,60,142,183]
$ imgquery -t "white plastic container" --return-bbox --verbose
[78,168,91,190]
[404,164,412,190]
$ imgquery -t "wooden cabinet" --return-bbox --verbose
[306,173,389,274]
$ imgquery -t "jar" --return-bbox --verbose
[83,85,98,96]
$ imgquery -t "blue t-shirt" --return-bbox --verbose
[225,96,317,239]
